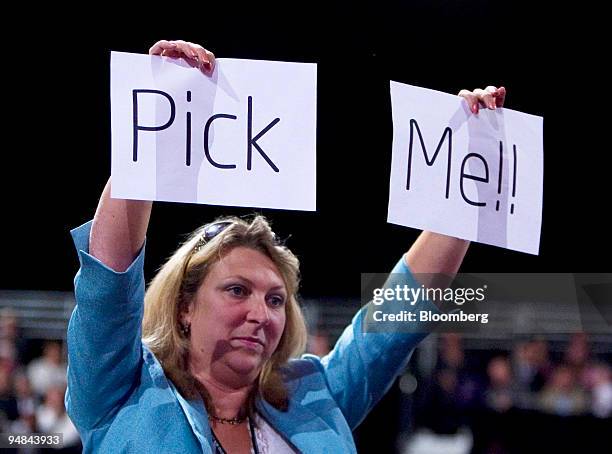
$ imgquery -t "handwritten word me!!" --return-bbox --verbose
[406,120,518,214]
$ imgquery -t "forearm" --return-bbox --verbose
[404,231,470,279]
[90,178,152,272]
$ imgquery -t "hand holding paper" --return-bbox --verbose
[149,39,215,73]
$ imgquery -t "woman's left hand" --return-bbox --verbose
[458,86,506,114]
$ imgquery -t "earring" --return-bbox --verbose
[180,322,191,337]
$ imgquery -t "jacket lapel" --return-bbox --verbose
[168,380,214,453]
[256,396,355,453]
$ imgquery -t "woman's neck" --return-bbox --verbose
[195,372,254,419]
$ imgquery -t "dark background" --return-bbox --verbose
[3,1,608,294]
[2,3,609,453]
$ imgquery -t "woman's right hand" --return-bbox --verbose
[149,39,216,74]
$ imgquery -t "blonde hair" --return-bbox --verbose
[142,216,307,412]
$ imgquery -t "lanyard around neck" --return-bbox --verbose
[211,417,259,454]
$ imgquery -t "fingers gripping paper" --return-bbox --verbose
[110,52,317,211]
[388,81,543,255]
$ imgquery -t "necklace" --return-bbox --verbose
[211,417,260,454]
[208,413,247,425]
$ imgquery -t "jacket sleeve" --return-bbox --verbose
[313,258,437,429]
[65,220,146,431]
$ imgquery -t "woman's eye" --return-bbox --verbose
[268,295,286,307]
[227,285,247,297]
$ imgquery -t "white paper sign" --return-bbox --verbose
[110,52,316,211]
[388,81,543,255]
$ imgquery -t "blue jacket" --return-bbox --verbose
[66,221,431,453]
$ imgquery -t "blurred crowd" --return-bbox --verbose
[427,332,611,417]
[0,309,80,453]
[411,332,612,453]
[3,305,611,454]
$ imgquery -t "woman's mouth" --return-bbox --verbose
[231,337,265,350]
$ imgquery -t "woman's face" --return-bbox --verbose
[184,246,287,386]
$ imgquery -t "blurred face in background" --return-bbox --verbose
[0,315,18,339]
[14,374,32,397]
[0,367,11,395]
[566,335,589,366]
[44,385,67,413]
[43,342,62,366]
[488,357,512,388]
[550,366,575,392]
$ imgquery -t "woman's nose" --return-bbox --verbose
[247,296,270,324]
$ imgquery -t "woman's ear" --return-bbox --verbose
[179,304,193,338]
[178,299,194,327]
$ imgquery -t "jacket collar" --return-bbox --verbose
[169,380,214,453]
[156,355,355,454]
[168,387,354,454]
[255,394,355,453]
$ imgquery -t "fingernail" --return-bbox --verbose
[472,104,478,113]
